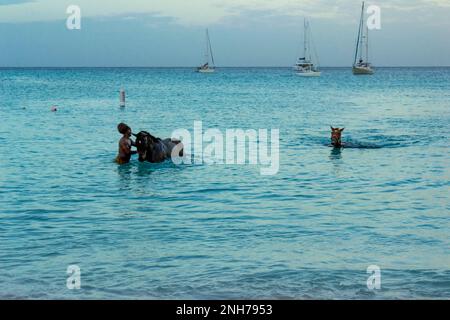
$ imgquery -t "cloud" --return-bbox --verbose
[0,0,34,5]
[0,0,448,25]
[425,0,450,7]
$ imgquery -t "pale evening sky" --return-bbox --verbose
[0,0,449,67]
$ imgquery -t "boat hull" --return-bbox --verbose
[296,71,321,77]
[352,66,374,75]
[197,68,215,73]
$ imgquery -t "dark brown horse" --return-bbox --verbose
[331,127,345,148]
[134,131,183,163]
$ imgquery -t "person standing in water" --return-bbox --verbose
[116,123,137,164]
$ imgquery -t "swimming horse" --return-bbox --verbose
[331,127,345,148]
[134,131,183,163]
[330,127,382,149]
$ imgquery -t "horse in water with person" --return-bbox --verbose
[115,123,183,164]
[134,131,183,163]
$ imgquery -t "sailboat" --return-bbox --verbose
[197,29,215,73]
[294,18,321,77]
[353,2,374,75]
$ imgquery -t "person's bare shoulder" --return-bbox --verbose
[120,137,131,148]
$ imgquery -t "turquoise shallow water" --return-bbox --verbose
[0,67,449,299]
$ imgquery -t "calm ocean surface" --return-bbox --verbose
[0,67,449,299]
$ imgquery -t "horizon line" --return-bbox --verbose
[1,66,450,69]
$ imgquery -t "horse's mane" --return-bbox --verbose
[139,131,161,143]
[137,131,170,163]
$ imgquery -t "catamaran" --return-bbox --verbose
[294,18,321,77]
[197,29,216,73]
[353,2,374,75]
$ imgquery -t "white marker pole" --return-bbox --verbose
[119,89,126,108]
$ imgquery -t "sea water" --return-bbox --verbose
[0,67,449,299]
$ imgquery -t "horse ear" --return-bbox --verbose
[340,128,345,132]
[331,126,335,130]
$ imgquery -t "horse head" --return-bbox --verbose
[331,127,345,147]
[135,131,156,162]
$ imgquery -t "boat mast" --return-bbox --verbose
[303,18,307,60]
[359,2,365,62]
[208,30,215,67]
[354,2,364,65]
[205,29,210,65]
[366,25,369,63]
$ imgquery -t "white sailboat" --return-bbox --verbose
[353,2,374,75]
[197,29,216,73]
[294,18,321,77]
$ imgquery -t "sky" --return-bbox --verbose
[0,0,449,67]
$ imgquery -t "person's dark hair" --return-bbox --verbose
[118,123,131,135]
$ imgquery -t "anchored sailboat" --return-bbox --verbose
[353,2,374,75]
[197,29,215,73]
[294,18,321,77]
